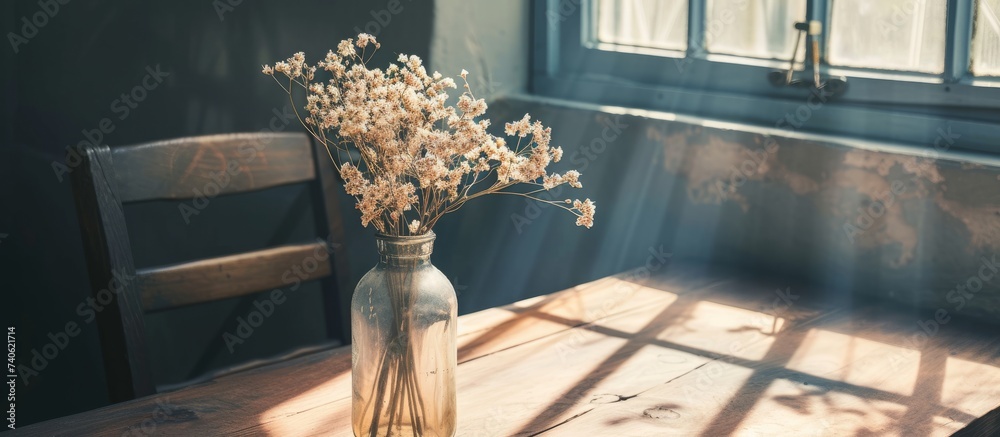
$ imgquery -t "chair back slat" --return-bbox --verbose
[137,241,333,313]
[111,132,316,203]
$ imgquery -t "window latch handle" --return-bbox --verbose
[785,21,822,86]
[774,20,846,97]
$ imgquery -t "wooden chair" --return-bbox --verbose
[71,132,352,403]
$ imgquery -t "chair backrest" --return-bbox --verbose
[71,132,352,402]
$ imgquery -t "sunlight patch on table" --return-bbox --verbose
[592,344,711,398]
[941,356,1000,417]
[786,328,920,397]
[260,372,351,436]
[655,300,785,361]
[596,291,679,334]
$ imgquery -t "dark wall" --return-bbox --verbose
[2,0,436,427]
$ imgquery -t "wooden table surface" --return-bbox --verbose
[16,266,1000,436]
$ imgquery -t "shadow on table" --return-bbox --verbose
[441,265,1000,436]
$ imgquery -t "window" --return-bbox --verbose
[534,0,1000,154]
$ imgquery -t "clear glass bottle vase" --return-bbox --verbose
[351,232,457,437]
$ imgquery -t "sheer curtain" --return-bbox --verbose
[705,0,806,60]
[827,0,947,73]
[596,0,689,50]
[973,0,1000,76]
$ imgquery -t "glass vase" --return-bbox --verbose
[351,232,457,437]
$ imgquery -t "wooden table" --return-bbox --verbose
[16,266,1000,436]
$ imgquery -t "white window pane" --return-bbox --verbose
[972,0,1000,76]
[828,0,947,73]
[704,0,807,60]
[595,0,688,51]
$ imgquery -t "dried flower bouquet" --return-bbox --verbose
[263,33,594,237]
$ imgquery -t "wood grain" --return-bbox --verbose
[137,242,333,312]
[15,266,1000,436]
[111,132,315,203]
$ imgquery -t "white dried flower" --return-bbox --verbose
[338,39,356,57]
[356,33,378,49]
[573,199,596,228]
[564,170,582,188]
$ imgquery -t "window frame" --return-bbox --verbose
[533,0,1000,154]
